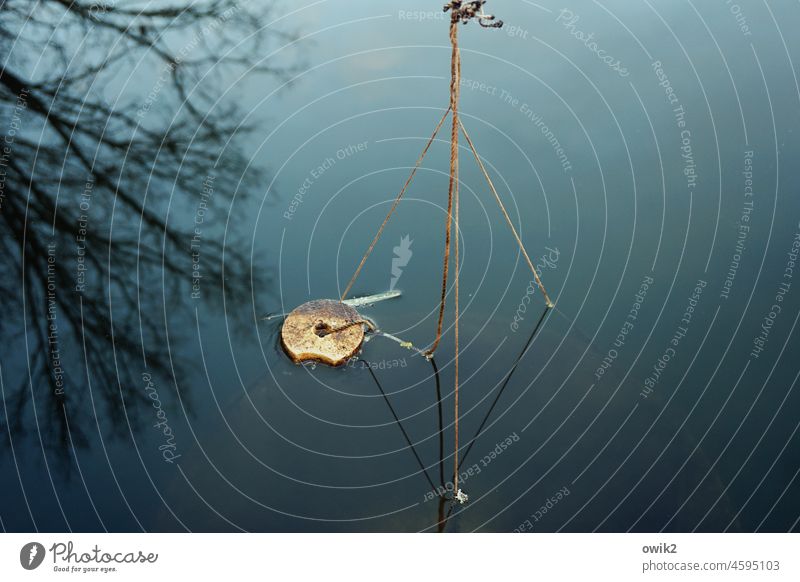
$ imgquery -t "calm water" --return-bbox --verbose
[1,0,799,532]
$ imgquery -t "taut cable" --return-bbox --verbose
[338,0,542,511]
[426,18,462,357]
[459,119,554,308]
[340,107,451,301]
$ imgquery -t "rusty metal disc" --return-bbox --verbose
[280,299,365,366]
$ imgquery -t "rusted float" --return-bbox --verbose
[280,299,368,366]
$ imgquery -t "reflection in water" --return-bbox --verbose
[458,305,550,466]
[363,354,451,532]
[438,306,550,529]
[361,302,549,532]
[0,1,292,462]
[364,361,437,492]
[2,0,798,533]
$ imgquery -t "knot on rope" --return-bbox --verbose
[443,1,503,28]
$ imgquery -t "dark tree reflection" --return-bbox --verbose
[0,0,294,460]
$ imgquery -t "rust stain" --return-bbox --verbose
[281,299,365,366]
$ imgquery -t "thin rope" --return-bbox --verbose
[369,329,427,357]
[318,319,375,336]
[453,50,462,495]
[425,19,462,358]
[337,1,511,511]
[425,15,464,495]
[459,119,554,308]
[340,107,451,301]
[442,306,551,522]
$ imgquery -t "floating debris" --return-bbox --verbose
[341,289,401,308]
[262,290,400,321]
[371,330,427,357]
[261,311,288,321]
[455,489,469,504]
[280,299,369,366]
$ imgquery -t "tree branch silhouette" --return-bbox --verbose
[0,0,296,466]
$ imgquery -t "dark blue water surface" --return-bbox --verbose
[1,0,799,532]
